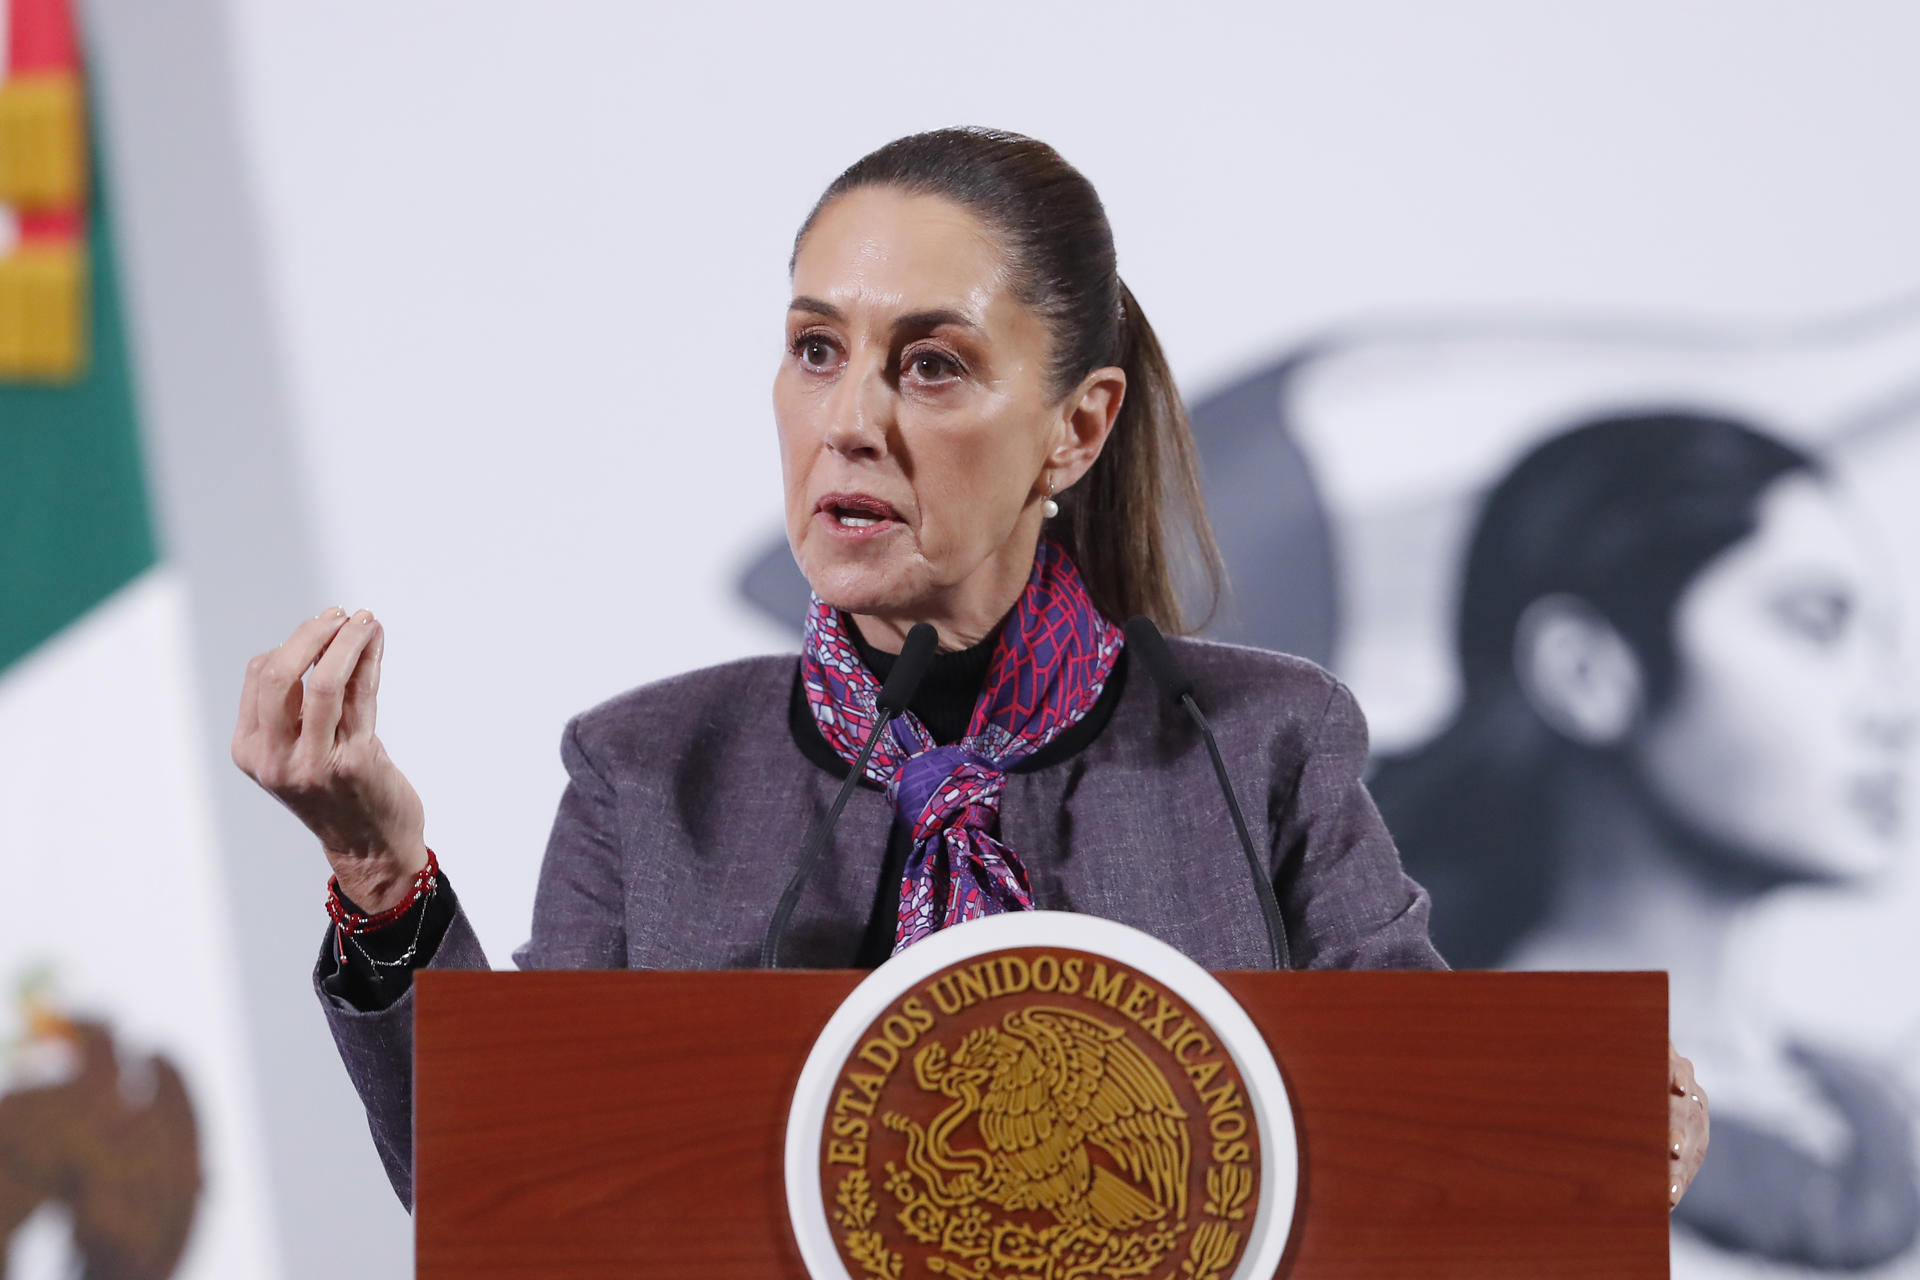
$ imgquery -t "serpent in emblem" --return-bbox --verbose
[884,1005,1191,1230]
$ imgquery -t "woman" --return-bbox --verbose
[1374,411,1914,1269]
[228,128,1708,1213]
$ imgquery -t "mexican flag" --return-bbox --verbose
[1,0,280,1274]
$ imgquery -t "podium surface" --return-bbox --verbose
[415,969,1667,1278]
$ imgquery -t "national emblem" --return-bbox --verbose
[817,947,1260,1280]
[788,912,1297,1280]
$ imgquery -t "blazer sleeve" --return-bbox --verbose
[1272,677,1448,971]
[311,894,491,1211]
[311,711,628,1210]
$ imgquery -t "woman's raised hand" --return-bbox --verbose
[232,607,428,912]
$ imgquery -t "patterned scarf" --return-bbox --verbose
[800,539,1124,955]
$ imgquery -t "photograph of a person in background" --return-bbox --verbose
[1371,411,1918,1270]
[734,285,1920,1272]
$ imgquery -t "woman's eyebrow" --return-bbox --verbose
[788,295,844,320]
[787,298,984,336]
[893,308,983,335]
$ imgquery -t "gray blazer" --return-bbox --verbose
[314,637,1446,1209]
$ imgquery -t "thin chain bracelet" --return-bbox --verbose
[342,886,436,981]
[326,847,441,973]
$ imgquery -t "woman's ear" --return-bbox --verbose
[1513,594,1645,747]
[1046,365,1126,492]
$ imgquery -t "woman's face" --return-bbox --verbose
[1632,473,1913,882]
[773,187,1116,650]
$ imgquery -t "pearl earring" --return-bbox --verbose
[1043,478,1059,520]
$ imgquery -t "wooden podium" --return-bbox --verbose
[413,970,1669,1278]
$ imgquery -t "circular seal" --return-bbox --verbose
[787,912,1297,1280]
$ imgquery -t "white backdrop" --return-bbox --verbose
[218,0,1920,976]
[87,1,1920,1274]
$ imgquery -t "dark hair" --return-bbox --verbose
[1371,411,1822,966]
[791,127,1225,632]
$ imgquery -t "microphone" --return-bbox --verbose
[761,622,938,968]
[1124,616,1291,970]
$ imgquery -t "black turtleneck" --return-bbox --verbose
[846,618,996,744]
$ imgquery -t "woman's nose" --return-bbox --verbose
[823,355,893,459]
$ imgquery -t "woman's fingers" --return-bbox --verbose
[1667,1043,1710,1208]
[338,619,385,744]
[257,609,351,744]
[1669,1042,1696,1096]
[233,652,269,759]
[1669,1092,1709,1204]
[232,607,426,882]
[296,610,379,760]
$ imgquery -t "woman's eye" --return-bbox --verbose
[1771,588,1853,646]
[793,335,838,369]
[907,350,961,382]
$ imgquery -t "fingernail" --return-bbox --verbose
[1671,1182,1680,1200]
[1671,1141,1682,1158]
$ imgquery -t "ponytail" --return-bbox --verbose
[1054,279,1224,631]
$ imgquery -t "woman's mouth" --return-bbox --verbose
[817,494,902,538]
[1847,771,1905,840]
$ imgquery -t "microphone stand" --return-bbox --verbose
[761,622,937,969]
[1124,615,1291,969]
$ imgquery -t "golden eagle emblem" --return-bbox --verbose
[886,1005,1190,1233]
[1,983,202,1279]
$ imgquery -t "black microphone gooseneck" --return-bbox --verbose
[1123,615,1291,970]
[761,621,939,969]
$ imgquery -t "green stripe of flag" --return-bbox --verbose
[1,130,157,672]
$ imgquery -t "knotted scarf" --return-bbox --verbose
[800,539,1124,955]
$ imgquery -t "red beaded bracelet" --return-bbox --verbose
[325,847,440,968]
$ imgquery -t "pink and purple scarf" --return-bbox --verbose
[800,539,1124,955]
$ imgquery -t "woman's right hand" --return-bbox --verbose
[232,607,428,913]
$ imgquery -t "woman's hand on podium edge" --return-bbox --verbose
[232,607,429,913]
[1669,1041,1710,1209]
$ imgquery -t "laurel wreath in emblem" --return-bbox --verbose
[831,1168,903,1280]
